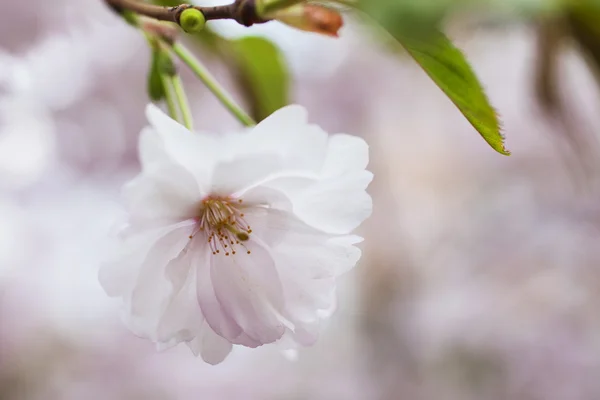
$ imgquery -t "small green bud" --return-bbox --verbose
[179,8,206,34]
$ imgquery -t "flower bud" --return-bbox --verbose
[269,4,344,37]
[179,8,206,34]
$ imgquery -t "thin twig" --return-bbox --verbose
[105,0,268,27]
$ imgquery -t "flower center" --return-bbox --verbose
[190,196,252,256]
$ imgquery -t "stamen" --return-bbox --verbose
[196,196,252,257]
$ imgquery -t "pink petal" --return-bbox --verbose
[195,243,244,342]
[206,239,286,346]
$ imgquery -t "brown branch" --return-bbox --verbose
[105,0,268,27]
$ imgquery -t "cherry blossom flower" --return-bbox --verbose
[99,104,372,364]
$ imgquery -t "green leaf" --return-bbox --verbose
[359,0,509,155]
[148,47,166,101]
[397,30,509,155]
[231,36,290,122]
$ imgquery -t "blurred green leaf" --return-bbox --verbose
[359,0,566,23]
[231,37,290,121]
[359,0,456,33]
[148,47,166,101]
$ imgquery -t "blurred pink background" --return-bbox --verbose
[3,1,600,399]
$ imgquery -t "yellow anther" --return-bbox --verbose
[236,232,249,242]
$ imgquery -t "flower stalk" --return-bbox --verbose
[160,73,181,122]
[111,4,255,127]
[150,42,185,124]
[171,75,194,129]
[171,43,256,127]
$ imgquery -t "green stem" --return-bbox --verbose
[160,73,181,122]
[171,43,256,127]
[171,75,194,130]
[115,8,253,128]
[140,21,193,129]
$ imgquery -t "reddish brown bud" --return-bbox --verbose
[270,4,344,37]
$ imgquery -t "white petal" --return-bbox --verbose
[278,124,329,172]
[244,105,329,173]
[138,127,169,170]
[145,104,219,194]
[187,321,233,365]
[122,161,200,222]
[99,221,192,298]
[291,171,373,234]
[126,221,195,338]
[246,207,361,326]
[237,186,297,248]
[245,206,362,278]
[251,105,308,139]
[322,134,369,178]
[156,243,205,343]
[240,185,293,210]
[146,103,191,138]
[278,245,355,321]
[210,154,283,196]
[272,238,355,324]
